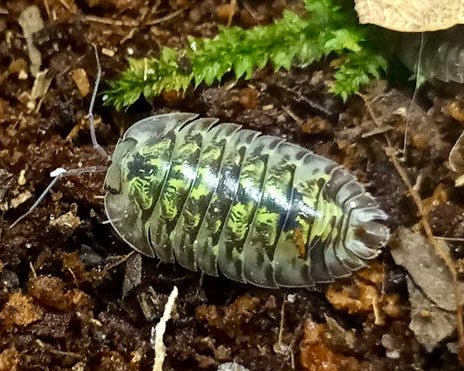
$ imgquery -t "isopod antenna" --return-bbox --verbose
[9,166,107,229]
[9,45,109,229]
[89,44,109,161]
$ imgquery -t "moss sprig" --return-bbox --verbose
[105,0,386,109]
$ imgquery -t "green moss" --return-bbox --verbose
[105,0,386,109]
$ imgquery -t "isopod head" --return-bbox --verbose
[104,113,390,288]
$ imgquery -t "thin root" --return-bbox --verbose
[151,286,179,371]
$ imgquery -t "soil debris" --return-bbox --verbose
[0,348,20,371]
[195,294,261,338]
[299,318,360,371]
[0,292,43,330]
[28,275,91,312]
[1,0,464,369]
[326,263,403,323]
[217,362,250,371]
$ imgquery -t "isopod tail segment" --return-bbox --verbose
[104,112,391,288]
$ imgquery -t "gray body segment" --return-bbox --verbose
[397,25,464,83]
[104,113,389,288]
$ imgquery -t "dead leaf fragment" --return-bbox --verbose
[324,315,357,351]
[217,362,250,371]
[9,189,32,209]
[448,100,464,123]
[195,294,260,338]
[122,252,142,298]
[327,279,378,315]
[8,58,28,76]
[355,0,464,31]
[300,116,332,135]
[407,277,456,352]
[237,87,259,110]
[391,227,464,311]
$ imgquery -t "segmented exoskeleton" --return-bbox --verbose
[105,113,389,288]
[397,25,464,83]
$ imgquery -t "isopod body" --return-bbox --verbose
[396,25,464,83]
[104,113,389,288]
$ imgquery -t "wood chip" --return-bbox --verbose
[70,68,90,97]
[18,6,44,76]
[101,47,115,57]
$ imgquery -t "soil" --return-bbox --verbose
[1,1,464,370]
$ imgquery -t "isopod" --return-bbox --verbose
[396,25,464,83]
[104,112,390,288]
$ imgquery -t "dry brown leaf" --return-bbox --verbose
[354,0,464,31]
[391,227,464,312]
[407,277,456,352]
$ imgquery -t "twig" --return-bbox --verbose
[58,0,76,13]
[227,0,237,27]
[85,9,183,28]
[85,15,138,26]
[36,339,82,359]
[146,9,184,26]
[361,91,464,364]
[151,286,179,371]
[42,0,51,20]
[101,251,135,275]
[278,320,303,370]
[372,290,383,325]
[384,147,464,364]
[435,236,464,242]
[276,84,333,116]
[276,297,286,353]
[282,105,303,124]
[243,1,265,22]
